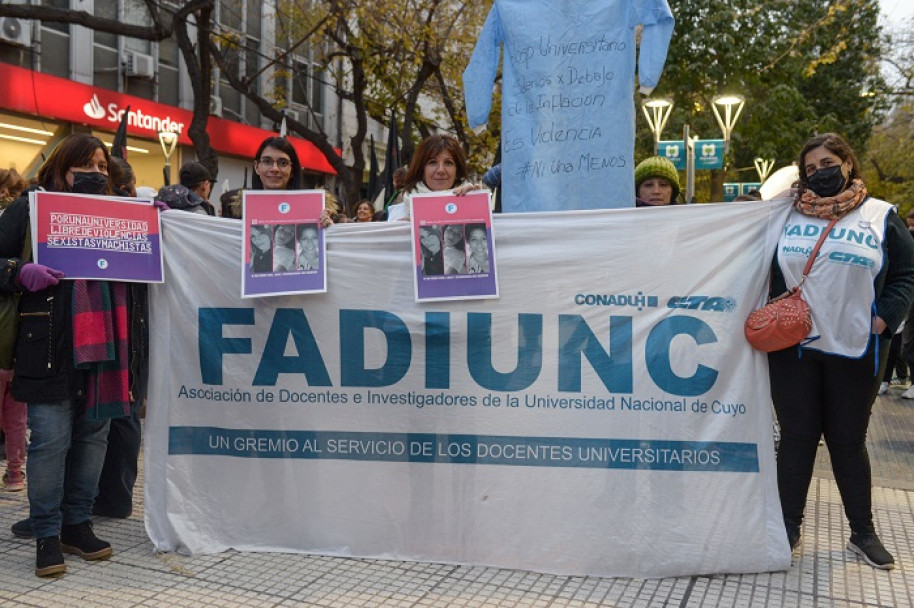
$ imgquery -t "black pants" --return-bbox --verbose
[768,339,886,535]
[882,331,907,382]
[93,410,142,518]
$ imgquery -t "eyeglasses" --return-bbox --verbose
[257,156,292,169]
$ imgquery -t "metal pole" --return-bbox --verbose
[685,125,695,204]
[163,165,170,186]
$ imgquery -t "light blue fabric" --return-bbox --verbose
[463,0,674,213]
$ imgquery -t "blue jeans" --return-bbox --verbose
[26,401,110,540]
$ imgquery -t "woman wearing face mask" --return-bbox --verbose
[386,134,483,222]
[767,133,914,569]
[0,133,141,577]
[89,154,149,526]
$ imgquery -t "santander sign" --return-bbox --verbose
[83,93,184,135]
[0,62,335,172]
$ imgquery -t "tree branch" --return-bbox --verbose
[0,5,170,40]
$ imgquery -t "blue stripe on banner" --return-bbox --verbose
[168,427,759,472]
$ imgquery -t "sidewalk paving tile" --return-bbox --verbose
[1,392,912,607]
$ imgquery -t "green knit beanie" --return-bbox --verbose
[635,156,681,202]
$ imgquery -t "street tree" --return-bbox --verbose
[860,17,914,212]
[250,0,491,204]
[644,0,886,202]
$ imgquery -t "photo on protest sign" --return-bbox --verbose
[30,191,163,282]
[410,190,498,302]
[242,190,326,298]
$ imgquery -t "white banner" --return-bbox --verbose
[145,200,793,578]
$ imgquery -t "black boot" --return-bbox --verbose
[60,521,112,561]
[848,531,895,570]
[784,517,802,553]
[35,536,66,577]
[11,517,33,539]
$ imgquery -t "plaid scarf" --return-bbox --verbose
[794,179,868,220]
[72,280,130,420]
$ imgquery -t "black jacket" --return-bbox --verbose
[0,192,148,406]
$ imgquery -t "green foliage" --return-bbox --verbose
[273,0,494,193]
[862,107,914,213]
[652,0,886,201]
[862,18,914,213]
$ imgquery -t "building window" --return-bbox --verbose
[291,60,309,107]
[288,54,325,127]
[219,0,244,32]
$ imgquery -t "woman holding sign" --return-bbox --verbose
[386,134,484,222]
[0,133,145,577]
[237,136,334,227]
[252,136,304,191]
[767,133,914,569]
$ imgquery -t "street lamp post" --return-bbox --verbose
[641,98,674,155]
[158,130,178,186]
[711,94,745,154]
[684,125,698,204]
[754,157,775,183]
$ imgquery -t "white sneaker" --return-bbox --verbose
[902,386,914,399]
[878,382,889,395]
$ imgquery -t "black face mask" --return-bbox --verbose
[807,165,847,198]
[71,171,109,195]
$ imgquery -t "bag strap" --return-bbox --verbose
[797,217,838,287]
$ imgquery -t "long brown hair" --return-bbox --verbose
[37,133,112,194]
[796,133,862,188]
[402,134,467,192]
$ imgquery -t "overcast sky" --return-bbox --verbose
[879,0,914,25]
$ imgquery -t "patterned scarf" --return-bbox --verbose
[794,178,868,220]
[72,280,130,420]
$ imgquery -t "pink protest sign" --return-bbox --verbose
[30,191,163,282]
[410,190,498,302]
[242,190,326,298]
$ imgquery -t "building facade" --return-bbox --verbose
[0,0,374,204]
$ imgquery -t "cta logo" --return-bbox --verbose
[667,295,736,312]
[83,94,106,120]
